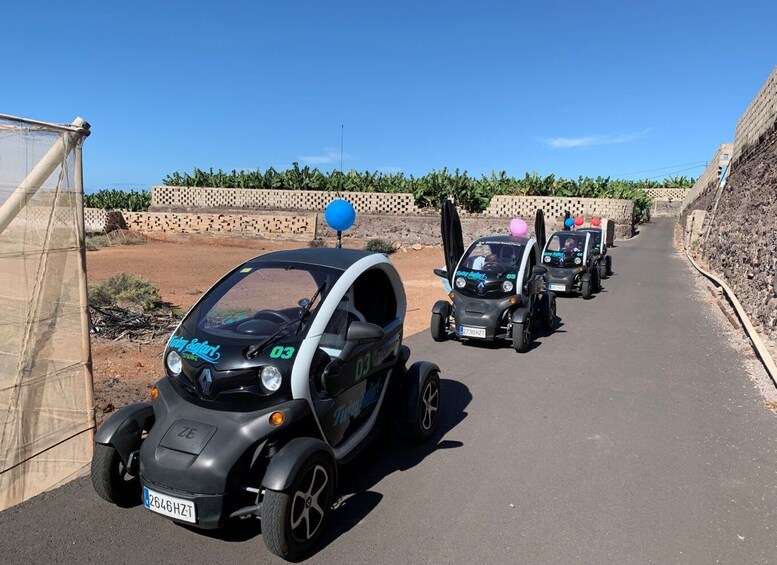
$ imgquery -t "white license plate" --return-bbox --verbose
[548,284,567,292]
[143,487,196,523]
[459,326,486,338]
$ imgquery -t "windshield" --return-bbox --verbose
[583,229,602,248]
[459,241,526,275]
[543,233,587,267]
[181,262,340,339]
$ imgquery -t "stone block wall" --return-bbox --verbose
[678,67,777,341]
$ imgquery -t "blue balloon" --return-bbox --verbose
[325,199,356,232]
[564,217,575,228]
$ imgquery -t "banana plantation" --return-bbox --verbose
[85,165,694,221]
[163,164,693,219]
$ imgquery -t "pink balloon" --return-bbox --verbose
[591,217,601,227]
[509,218,528,237]
[574,216,584,226]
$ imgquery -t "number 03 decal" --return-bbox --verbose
[269,346,295,359]
[355,352,372,380]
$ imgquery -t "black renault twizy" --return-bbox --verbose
[541,230,603,299]
[430,202,558,352]
[577,226,613,279]
[91,245,442,561]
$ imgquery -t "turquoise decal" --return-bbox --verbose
[168,336,221,363]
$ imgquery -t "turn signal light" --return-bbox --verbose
[150,386,159,400]
[509,296,518,305]
[448,292,455,300]
[270,411,285,427]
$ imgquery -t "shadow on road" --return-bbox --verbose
[313,377,472,554]
[183,378,472,557]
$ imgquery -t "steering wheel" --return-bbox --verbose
[253,309,292,324]
[482,262,505,274]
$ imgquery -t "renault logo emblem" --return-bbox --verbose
[199,368,214,394]
[477,281,486,295]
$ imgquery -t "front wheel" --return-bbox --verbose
[606,256,613,277]
[512,315,532,353]
[430,302,450,342]
[581,278,592,300]
[262,453,335,561]
[91,443,140,507]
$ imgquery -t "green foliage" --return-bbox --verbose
[89,273,162,311]
[161,165,693,221]
[365,238,398,254]
[84,189,151,211]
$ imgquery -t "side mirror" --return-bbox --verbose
[532,265,548,276]
[320,358,343,397]
[433,268,448,279]
[346,321,385,344]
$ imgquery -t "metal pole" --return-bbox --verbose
[0,117,90,235]
[74,139,95,439]
[336,230,342,249]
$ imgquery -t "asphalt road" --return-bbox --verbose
[2,218,776,565]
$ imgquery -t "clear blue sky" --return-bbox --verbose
[2,0,775,192]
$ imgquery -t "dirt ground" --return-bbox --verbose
[87,235,448,422]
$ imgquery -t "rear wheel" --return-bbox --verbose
[407,370,441,443]
[540,293,557,330]
[606,256,613,277]
[430,302,450,342]
[262,453,334,561]
[91,443,140,507]
[598,262,607,280]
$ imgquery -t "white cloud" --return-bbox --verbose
[299,148,351,165]
[541,129,650,149]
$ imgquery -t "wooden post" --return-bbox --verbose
[74,140,95,439]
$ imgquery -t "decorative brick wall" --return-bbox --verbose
[84,207,108,233]
[120,211,316,238]
[731,66,777,164]
[480,195,633,223]
[681,143,733,216]
[644,188,688,200]
[151,186,634,223]
[152,186,420,215]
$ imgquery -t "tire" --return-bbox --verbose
[581,279,592,300]
[262,453,335,561]
[512,316,532,353]
[598,262,607,280]
[593,268,602,293]
[606,256,613,277]
[91,443,140,507]
[407,370,441,443]
[430,303,450,342]
[541,293,557,331]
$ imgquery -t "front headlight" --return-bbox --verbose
[261,365,282,392]
[543,255,551,263]
[166,350,182,376]
[455,277,466,289]
[501,280,514,293]
[574,257,582,265]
